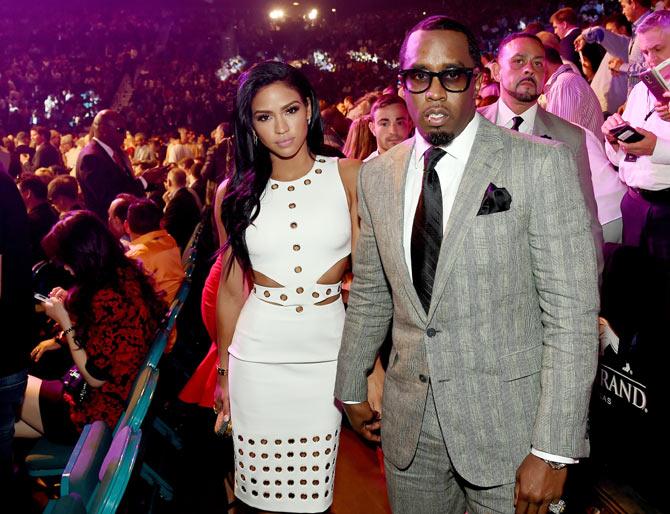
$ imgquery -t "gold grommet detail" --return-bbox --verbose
[264,291,270,297]
[294,266,302,273]
[280,294,288,301]
[253,287,256,293]
[304,179,311,185]
[296,287,304,294]
[315,168,322,174]
[271,183,279,190]
[296,306,303,313]
[288,203,296,209]
[312,292,319,298]
[290,222,298,228]
[326,288,332,294]
[293,244,300,251]
[288,185,295,191]
[318,158,326,162]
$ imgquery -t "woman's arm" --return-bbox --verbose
[213,180,250,421]
[338,158,385,414]
[42,297,106,388]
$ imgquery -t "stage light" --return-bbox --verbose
[331,8,336,12]
[293,1,299,5]
[307,8,318,20]
[269,9,285,20]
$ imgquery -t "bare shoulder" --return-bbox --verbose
[337,158,361,191]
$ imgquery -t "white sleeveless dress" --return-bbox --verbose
[228,156,351,512]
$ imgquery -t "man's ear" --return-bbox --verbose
[398,85,406,100]
[490,62,501,83]
[368,120,377,137]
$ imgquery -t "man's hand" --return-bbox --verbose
[608,57,624,76]
[514,453,567,514]
[620,127,657,156]
[602,113,625,148]
[655,91,670,122]
[343,401,381,443]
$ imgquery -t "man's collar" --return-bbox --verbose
[545,64,573,88]
[93,137,116,159]
[497,98,538,127]
[413,113,480,167]
[633,10,652,29]
[130,229,169,247]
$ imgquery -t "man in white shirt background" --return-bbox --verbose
[364,94,413,162]
[602,9,670,261]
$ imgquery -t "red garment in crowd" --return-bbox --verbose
[67,267,159,431]
[178,254,223,407]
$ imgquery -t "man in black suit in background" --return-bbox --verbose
[30,125,62,170]
[76,109,165,220]
[550,7,583,74]
[163,167,201,252]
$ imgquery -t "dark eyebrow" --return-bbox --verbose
[253,100,301,115]
[408,61,469,70]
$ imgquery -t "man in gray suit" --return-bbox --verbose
[480,32,604,251]
[335,16,599,513]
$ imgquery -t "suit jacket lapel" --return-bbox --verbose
[532,107,553,139]
[427,117,505,321]
[385,139,427,322]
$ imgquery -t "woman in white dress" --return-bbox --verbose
[213,61,380,513]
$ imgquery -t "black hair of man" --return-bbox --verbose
[370,94,408,119]
[399,15,481,69]
[127,198,162,236]
[18,174,48,201]
[544,46,564,65]
[550,7,580,27]
[497,32,545,57]
[110,192,137,222]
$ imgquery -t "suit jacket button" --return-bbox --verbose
[426,328,436,337]
[419,374,428,383]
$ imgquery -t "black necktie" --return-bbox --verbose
[511,116,524,131]
[411,147,446,313]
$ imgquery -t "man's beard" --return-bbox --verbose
[427,131,455,146]
[504,83,539,103]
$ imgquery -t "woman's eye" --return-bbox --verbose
[286,105,300,114]
[256,114,270,122]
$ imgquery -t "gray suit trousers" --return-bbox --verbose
[384,385,515,514]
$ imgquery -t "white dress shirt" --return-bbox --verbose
[605,81,670,190]
[403,115,479,277]
[495,100,539,134]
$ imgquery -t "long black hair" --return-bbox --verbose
[42,210,166,333]
[220,60,324,276]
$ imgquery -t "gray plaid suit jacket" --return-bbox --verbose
[334,115,599,488]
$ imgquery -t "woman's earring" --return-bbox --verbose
[252,132,258,145]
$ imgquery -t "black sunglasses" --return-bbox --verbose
[398,67,478,94]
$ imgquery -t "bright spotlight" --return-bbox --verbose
[269,9,285,20]
[307,8,318,20]
[331,8,336,12]
[292,1,299,4]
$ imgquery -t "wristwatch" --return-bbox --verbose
[542,459,568,470]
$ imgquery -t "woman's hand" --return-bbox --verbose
[213,374,231,431]
[31,338,61,362]
[43,295,72,329]
[49,287,68,302]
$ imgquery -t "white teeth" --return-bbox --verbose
[428,113,445,120]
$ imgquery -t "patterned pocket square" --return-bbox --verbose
[477,183,512,216]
